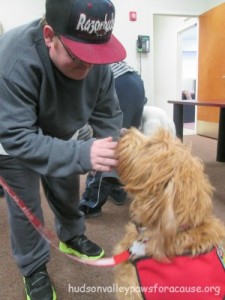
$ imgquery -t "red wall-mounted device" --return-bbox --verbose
[129,11,137,21]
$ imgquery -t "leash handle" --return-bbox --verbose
[0,176,129,267]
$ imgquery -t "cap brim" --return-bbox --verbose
[60,35,127,64]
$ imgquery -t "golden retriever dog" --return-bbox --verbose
[114,128,225,300]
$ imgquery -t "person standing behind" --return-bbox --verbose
[0,0,126,299]
[111,61,146,128]
[0,143,7,197]
[79,61,146,217]
[0,185,4,197]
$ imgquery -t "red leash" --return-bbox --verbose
[0,176,130,267]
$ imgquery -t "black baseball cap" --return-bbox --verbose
[45,0,126,64]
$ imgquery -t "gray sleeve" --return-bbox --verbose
[0,77,93,177]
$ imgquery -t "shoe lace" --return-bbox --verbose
[75,235,89,245]
[31,271,48,287]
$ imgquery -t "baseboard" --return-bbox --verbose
[197,120,218,139]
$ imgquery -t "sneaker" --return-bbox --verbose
[79,177,110,218]
[79,204,102,218]
[23,265,56,300]
[109,186,127,206]
[59,235,105,260]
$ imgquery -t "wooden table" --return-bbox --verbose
[168,100,225,162]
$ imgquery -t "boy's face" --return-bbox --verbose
[44,26,94,80]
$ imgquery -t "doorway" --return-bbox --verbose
[153,15,198,133]
[178,21,198,135]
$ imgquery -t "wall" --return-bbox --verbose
[153,15,199,116]
[0,0,224,115]
[0,0,45,31]
[112,0,224,113]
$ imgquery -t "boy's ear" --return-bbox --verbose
[43,25,55,47]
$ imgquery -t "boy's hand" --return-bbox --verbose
[90,137,118,172]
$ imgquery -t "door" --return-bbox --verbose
[197,3,225,138]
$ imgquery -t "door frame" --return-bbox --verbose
[177,19,198,133]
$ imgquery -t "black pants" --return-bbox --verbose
[115,72,146,128]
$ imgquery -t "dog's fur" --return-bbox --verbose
[141,105,176,137]
[114,128,225,300]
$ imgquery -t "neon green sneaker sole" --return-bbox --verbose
[59,241,105,260]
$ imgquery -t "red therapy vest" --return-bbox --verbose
[134,247,225,300]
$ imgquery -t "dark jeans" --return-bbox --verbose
[0,184,4,196]
[115,72,146,128]
[80,172,119,208]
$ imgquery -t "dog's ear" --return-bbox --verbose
[152,178,178,260]
[160,179,177,234]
